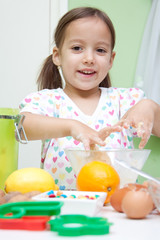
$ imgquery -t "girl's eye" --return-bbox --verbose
[97,48,106,53]
[72,46,82,51]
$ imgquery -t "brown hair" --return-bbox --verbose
[37,7,116,90]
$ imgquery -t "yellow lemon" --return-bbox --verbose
[5,167,59,193]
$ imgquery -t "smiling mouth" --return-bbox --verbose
[78,70,96,75]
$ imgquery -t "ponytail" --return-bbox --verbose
[100,74,111,88]
[37,55,62,90]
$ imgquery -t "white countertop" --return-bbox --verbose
[0,205,159,240]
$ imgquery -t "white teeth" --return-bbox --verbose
[82,71,94,74]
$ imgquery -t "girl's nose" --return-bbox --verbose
[82,50,95,65]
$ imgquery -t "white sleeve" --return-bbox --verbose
[19,89,55,117]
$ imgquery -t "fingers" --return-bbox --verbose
[118,118,153,146]
[76,134,106,151]
[99,125,123,140]
[137,123,149,149]
[82,139,90,151]
[76,134,90,151]
[138,122,153,149]
[104,120,152,149]
[116,118,135,129]
[119,119,152,149]
[138,133,150,149]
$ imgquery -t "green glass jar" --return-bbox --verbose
[0,108,27,190]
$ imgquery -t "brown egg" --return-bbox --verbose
[110,187,130,212]
[142,181,156,210]
[110,183,148,213]
[126,183,147,191]
[121,190,154,219]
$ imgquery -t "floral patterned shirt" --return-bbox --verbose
[19,87,145,190]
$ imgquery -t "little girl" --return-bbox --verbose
[19,7,160,190]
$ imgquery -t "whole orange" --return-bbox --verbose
[76,161,120,204]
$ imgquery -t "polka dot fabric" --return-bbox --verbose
[19,87,145,190]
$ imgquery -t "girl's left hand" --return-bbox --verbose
[117,99,155,149]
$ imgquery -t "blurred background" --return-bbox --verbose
[0,0,159,181]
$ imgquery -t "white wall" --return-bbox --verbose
[0,0,68,169]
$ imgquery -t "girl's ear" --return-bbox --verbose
[109,51,116,69]
[52,47,61,66]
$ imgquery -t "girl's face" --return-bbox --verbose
[53,16,115,92]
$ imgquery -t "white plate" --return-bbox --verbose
[32,190,107,216]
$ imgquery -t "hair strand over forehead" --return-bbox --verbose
[54,7,115,50]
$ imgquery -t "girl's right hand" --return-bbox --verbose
[20,112,123,150]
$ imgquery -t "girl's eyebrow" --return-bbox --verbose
[96,41,111,47]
